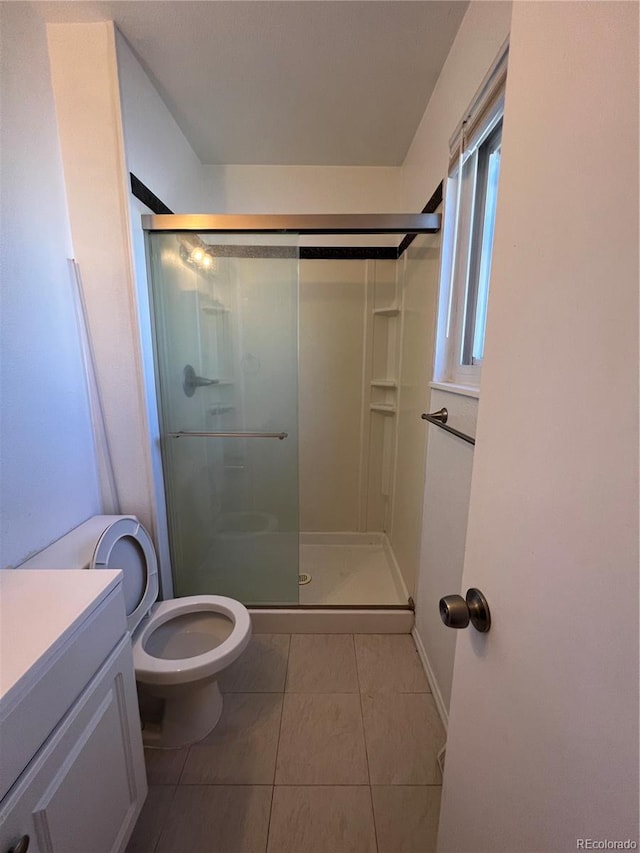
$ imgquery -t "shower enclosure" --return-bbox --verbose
[144,214,439,608]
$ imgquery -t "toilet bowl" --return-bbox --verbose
[133,596,250,747]
[19,515,251,748]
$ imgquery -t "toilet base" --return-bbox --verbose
[139,679,224,749]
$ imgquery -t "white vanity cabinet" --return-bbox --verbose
[0,570,147,853]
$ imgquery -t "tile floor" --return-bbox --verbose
[127,633,445,853]
[298,545,405,605]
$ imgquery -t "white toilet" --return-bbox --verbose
[20,515,252,748]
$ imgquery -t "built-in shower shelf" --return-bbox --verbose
[373,306,400,317]
[370,379,397,388]
[370,404,397,415]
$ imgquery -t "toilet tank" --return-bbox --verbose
[19,516,136,570]
[19,515,158,635]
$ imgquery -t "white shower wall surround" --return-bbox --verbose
[299,258,400,538]
[299,238,441,603]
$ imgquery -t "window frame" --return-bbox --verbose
[462,121,502,368]
[433,73,506,393]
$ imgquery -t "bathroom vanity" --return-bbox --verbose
[0,570,147,853]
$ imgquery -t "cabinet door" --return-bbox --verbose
[0,636,147,853]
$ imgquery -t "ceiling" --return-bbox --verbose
[36,1,468,166]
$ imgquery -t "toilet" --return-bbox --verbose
[20,515,251,748]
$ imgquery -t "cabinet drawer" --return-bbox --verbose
[0,636,146,853]
[0,587,126,801]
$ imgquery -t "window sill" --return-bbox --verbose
[429,381,480,399]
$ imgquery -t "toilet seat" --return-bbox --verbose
[133,595,251,686]
[92,516,158,634]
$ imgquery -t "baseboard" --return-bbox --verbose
[382,535,411,605]
[411,626,449,731]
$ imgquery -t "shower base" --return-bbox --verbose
[298,532,407,606]
[249,533,414,634]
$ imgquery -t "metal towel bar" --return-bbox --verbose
[420,408,475,446]
[168,430,288,440]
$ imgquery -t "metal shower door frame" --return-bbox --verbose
[142,212,441,606]
[141,213,441,234]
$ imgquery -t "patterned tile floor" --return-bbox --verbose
[126,633,445,853]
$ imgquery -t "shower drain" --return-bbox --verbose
[298,573,312,585]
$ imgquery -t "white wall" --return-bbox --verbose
[204,165,402,215]
[406,0,512,718]
[47,22,156,537]
[439,2,638,847]
[203,165,404,248]
[116,32,210,215]
[414,389,477,717]
[0,4,101,568]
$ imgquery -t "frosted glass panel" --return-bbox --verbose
[147,233,299,605]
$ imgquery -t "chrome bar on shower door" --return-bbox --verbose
[167,430,289,440]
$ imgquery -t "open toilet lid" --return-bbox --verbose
[92,517,158,633]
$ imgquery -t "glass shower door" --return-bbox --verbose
[147,232,299,605]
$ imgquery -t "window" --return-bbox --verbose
[434,49,507,389]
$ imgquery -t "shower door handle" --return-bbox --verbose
[167,431,288,440]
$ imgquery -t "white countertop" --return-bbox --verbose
[0,569,122,705]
